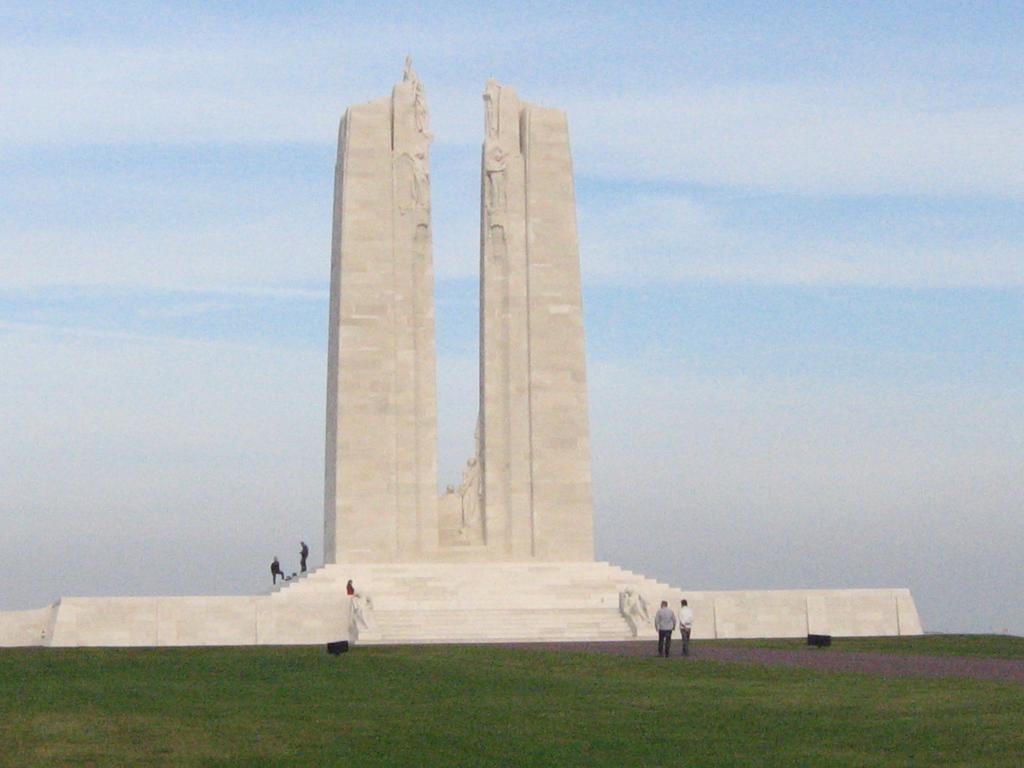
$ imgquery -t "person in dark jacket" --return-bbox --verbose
[271,556,287,584]
[300,542,309,573]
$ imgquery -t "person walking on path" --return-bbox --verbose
[678,599,694,657]
[300,541,309,573]
[271,556,287,584]
[655,600,676,657]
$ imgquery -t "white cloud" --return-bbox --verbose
[3,28,1023,200]
[3,20,1022,293]
[579,193,1024,288]
[7,166,1020,293]
[0,210,330,290]
[0,21,539,147]
[567,84,1024,198]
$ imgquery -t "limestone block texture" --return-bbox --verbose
[38,593,349,647]
[478,81,595,562]
[0,567,922,648]
[0,561,925,647]
[0,605,58,646]
[324,59,439,563]
[323,71,595,564]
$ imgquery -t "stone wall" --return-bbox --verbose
[1,567,923,647]
[43,594,349,647]
[0,605,57,646]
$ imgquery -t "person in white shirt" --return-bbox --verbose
[678,599,694,656]
[654,600,677,657]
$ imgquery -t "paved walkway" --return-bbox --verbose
[504,641,1024,685]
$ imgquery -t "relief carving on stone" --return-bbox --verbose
[484,142,507,212]
[404,56,432,139]
[482,79,508,213]
[396,58,432,213]
[412,151,429,209]
[459,457,483,537]
[348,592,376,639]
[619,588,652,637]
[395,150,430,211]
[441,421,485,545]
[483,78,500,140]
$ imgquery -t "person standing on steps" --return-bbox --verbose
[655,600,676,657]
[678,599,694,657]
[271,556,287,585]
[300,541,309,573]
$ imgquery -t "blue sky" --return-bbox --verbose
[1,2,1022,634]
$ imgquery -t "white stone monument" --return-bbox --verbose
[324,57,440,564]
[324,71,595,565]
[0,64,924,647]
[477,79,595,562]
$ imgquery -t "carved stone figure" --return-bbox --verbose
[349,590,374,633]
[483,78,500,139]
[414,85,430,136]
[459,457,482,531]
[403,56,431,138]
[620,588,651,625]
[395,151,430,211]
[484,141,507,211]
[412,150,430,208]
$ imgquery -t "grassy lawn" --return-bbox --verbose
[1,644,1022,767]
[706,634,1024,659]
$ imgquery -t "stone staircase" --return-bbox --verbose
[263,560,922,644]
[268,561,671,645]
[0,561,922,647]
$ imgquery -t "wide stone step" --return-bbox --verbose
[364,624,633,642]
[362,634,632,645]
[267,561,691,645]
[366,609,631,641]
[371,632,631,643]
[279,593,621,609]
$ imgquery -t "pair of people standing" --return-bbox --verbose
[654,599,694,657]
[270,542,310,585]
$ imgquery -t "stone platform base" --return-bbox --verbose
[0,593,349,648]
[0,561,922,647]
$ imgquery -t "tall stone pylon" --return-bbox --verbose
[325,66,594,565]
[324,59,439,563]
[477,80,596,560]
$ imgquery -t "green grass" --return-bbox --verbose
[1,643,1022,767]
[706,633,1024,659]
